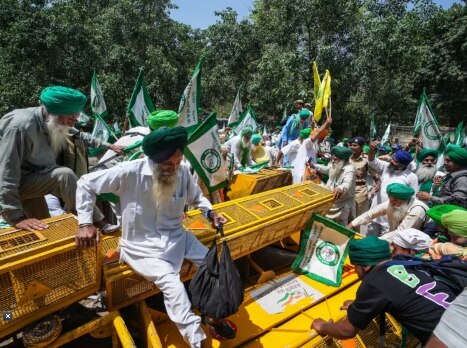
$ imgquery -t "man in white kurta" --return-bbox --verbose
[224,126,254,169]
[75,127,228,348]
[312,146,356,225]
[367,141,418,235]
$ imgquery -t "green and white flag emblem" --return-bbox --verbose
[234,107,258,135]
[370,114,377,141]
[91,70,108,119]
[381,122,391,145]
[413,89,443,151]
[127,68,155,127]
[228,85,243,127]
[185,113,228,193]
[292,214,355,287]
[178,55,205,132]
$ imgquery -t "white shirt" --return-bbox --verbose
[281,139,301,165]
[76,157,211,275]
[225,135,253,169]
[291,138,319,184]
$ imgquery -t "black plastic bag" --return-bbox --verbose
[189,225,244,318]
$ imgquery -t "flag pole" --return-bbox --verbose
[122,114,129,136]
[96,113,119,141]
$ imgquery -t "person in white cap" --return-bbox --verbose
[392,228,432,257]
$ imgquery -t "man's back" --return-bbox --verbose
[348,263,457,345]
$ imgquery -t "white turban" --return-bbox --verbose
[392,228,432,251]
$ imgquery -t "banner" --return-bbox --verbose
[91,70,108,120]
[292,214,355,287]
[228,85,243,127]
[185,113,228,193]
[381,122,391,145]
[370,114,377,141]
[413,89,443,151]
[233,107,258,135]
[178,55,205,132]
[127,68,156,127]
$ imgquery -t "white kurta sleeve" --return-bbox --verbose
[337,166,355,195]
[315,163,331,175]
[76,164,125,224]
[184,167,212,218]
[368,158,389,174]
[351,201,389,227]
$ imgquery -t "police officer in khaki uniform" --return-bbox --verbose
[348,137,378,234]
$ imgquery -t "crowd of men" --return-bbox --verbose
[0,89,466,347]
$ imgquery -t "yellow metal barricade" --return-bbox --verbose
[104,182,333,311]
[0,214,102,339]
[227,168,293,200]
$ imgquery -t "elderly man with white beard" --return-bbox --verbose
[366,140,419,236]
[348,183,430,240]
[310,146,356,225]
[414,149,439,193]
[0,86,114,232]
[224,126,255,169]
[75,126,235,348]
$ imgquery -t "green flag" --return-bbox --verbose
[453,122,465,146]
[185,113,228,193]
[370,114,377,141]
[178,55,205,132]
[89,113,114,157]
[228,85,243,127]
[413,89,443,151]
[234,107,258,135]
[91,70,108,120]
[381,122,391,145]
[127,68,156,127]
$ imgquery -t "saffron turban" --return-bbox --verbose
[40,86,86,115]
[348,236,391,266]
[142,126,187,163]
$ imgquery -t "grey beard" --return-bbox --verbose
[415,165,437,183]
[46,116,70,156]
[329,161,345,180]
[152,166,178,206]
[390,202,410,223]
[388,163,405,174]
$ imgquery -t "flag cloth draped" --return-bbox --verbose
[89,113,114,157]
[185,113,228,193]
[178,55,205,132]
[453,122,465,146]
[313,62,320,105]
[234,107,258,135]
[413,89,443,151]
[127,68,156,127]
[91,70,108,120]
[228,85,243,127]
[292,214,355,287]
[370,114,377,141]
[314,70,331,122]
[381,122,391,145]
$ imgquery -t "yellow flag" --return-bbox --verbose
[323,70,331,109]
[313,62,321,103]
[314,70,330,122]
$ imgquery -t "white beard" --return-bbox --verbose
[152,166,178,207]
[46,116,70,156]
[329,161,345,180]
[390,202,410,224]
[242,139,251,148]
[415,164,437,183]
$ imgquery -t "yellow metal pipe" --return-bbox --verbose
[139,300,163,348]
[113,313,137,348]
[283,329,318,348]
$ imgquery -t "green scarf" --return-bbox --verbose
[289,114,300,136]
[419,180,433,193]
[239,141,250,167]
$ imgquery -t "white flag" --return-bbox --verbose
[413,89,443,151]
[91,113,111,144]
[91,70,108,119]
[292,214,355,287]
[228,85,243,127]
[127,68,155,127]
[178,55,205,132]
[185,113,228,192]
[381,122,391,145]
[234,107,258,135]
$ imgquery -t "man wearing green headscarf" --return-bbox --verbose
[349,183,430,241]
[76,127,234,346]
[310,144,356,225]
[312,236,456,346]
[0,85,118,232]
[417,144,467,209]
[147,110,179,131]
[250,134,271,165]
[412,148,439,194]
[224,126,255,169]
[281,102,310,147]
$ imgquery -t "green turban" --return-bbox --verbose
[142,126,187,163]
[342,137,349,142]
[386,183,415,200]
[40,86,86,115]
[147,110,179,131]
[299,109,311,119]
[441,210,467,237]
[445,144,467,166]
[417,148,438,162]
[427,205,467,226]
[348,236,391,266]
[300,128,311,139]
[331,146,352,160]
[241,126,253,137]
[251,134,262,145]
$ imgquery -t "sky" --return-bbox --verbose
[170,0,462,29]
